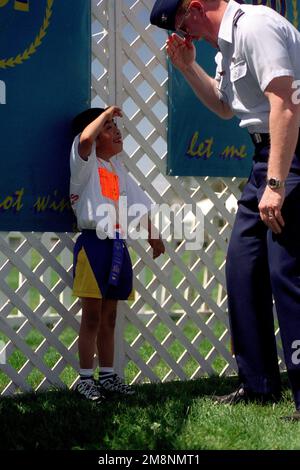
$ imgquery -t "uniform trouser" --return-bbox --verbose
[226,146,300,409]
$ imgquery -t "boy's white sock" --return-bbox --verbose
[79,368,94,380]
[99,367,114,382]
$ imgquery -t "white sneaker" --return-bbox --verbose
[74,379,103,401]
[98,374,135,395]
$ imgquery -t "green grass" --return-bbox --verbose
[130,248,225,314]
[5,250,293,450]
[5,249,63,314]
[0,327,79,392]
[0,318,229,392]
[0,374,299,450]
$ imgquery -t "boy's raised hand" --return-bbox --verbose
[103,105,123,121]
[78,105,123,159]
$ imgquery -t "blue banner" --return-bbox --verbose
[167,0,300,177]
[0,0,91,231]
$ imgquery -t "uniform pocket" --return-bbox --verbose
[229,60,263,108]
[230,60,247,83]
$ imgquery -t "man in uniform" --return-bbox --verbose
[150,0,300,420]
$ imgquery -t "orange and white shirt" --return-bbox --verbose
[70,134,152,238]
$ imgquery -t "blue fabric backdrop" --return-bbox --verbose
[0,0,90,231]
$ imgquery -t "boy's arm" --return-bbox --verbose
[123,171,165,258]
[78,106,122,160]
[140,215,165,259]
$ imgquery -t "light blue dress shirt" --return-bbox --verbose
[215,0,300,133]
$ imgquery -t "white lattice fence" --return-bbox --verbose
[0,232,81,393]
[0,0,285,395]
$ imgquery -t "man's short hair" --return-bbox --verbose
[72,107,106,137]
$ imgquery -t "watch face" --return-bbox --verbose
[268,178,281,189]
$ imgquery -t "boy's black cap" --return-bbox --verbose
[150,0,182,31]
[72,107,106,137]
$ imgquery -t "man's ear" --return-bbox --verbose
[190,0,204,11]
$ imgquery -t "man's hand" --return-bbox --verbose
[166,33,195,72]
[258,186,285,234]
[148,237,165,259]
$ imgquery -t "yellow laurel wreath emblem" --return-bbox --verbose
[0,0,54,69]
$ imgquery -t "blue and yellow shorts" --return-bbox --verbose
[73,230,133,300]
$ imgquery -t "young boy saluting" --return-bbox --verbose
[70,106,165,401]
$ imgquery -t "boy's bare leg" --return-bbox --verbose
[74,297,103,401]
[97,299,135,395]
[78,297,102,369]
[97,298,118,367]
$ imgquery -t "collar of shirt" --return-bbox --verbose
[218,0,241,48]
[97,156,116,170]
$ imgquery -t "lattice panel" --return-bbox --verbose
[0,0,285,395]
[91,0,285,383]
[0,232,81,394]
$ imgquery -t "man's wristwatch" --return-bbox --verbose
[266,177,285,190]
